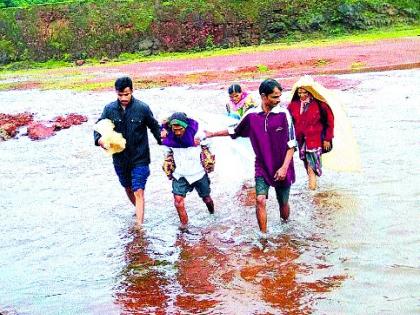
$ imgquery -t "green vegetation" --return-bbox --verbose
[0,0,62,7]
[257,64,269,72]
[351,61,367,70]
[2,24,417,72]
[0,24,416,91]
[315,59,330,67]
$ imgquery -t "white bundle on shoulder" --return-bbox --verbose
[94,119,126,155]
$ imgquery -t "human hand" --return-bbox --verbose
[98,137,108,150]
[194,136,201,146]
[323,140,331,152]
[274,166,287,181]
[161,129,168,139]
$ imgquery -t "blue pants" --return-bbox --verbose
[114,165,150,191]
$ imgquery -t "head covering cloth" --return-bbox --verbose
[290,75,361,172]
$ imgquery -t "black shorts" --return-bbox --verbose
[172,174,211,198]
[255,176,290,206]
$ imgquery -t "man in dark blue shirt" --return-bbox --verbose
[94,77,162,227]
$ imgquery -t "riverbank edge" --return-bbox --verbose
[0,27,419,91]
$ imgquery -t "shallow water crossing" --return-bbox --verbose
[0,70,419,314]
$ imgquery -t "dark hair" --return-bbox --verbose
[259,79,282,96]
[291,87,313,101]
[228,84,242,95]
[169,112,188,124]
[115,76,133,92]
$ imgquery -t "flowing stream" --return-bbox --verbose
[0,69,419,314]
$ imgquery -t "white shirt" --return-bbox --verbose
[170,146,205,184]
[163,131,210,184]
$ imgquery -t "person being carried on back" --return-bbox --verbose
[161,112,215,230]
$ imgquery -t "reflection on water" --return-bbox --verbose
[1,69,419,314]
[174,235,223,312]
[239,235,346,315]
[114,226,346,314]
[115,229,170,313]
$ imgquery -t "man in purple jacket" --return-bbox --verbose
[205,79,297,233]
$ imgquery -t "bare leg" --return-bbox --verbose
[280,203,290,221]
[124,187,136,206]
[202,196,214,214]
[307,166,317,190]
[256,195,267,233]
[174,194,188,228]
[133,189,145,226]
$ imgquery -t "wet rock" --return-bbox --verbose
[53,113,88,130]
[27,122,55,140]
[138,38,154,51]
[0,123,17,138]
[0,112,87,141]
[0,112,34,127]
[0,128,11,141]
[236,180,256,206]
[0,112,34,140]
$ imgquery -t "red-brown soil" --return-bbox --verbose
[74,37,420,90]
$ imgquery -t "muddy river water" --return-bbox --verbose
[0,69,419,314]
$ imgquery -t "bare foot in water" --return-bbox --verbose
[179,224,188,232]
[134,221,143,231]
[308,167,317,190]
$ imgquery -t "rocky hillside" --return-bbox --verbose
[0,0,418,64]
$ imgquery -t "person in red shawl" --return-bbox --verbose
[288,77,334,190]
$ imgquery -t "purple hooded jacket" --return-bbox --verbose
[162,118,199,148]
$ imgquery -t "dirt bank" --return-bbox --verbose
[1,37,419,91]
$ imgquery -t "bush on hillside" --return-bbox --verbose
[0,0,418,64]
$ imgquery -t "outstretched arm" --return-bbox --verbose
[204,129,229,138]
[205,112,251,139]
